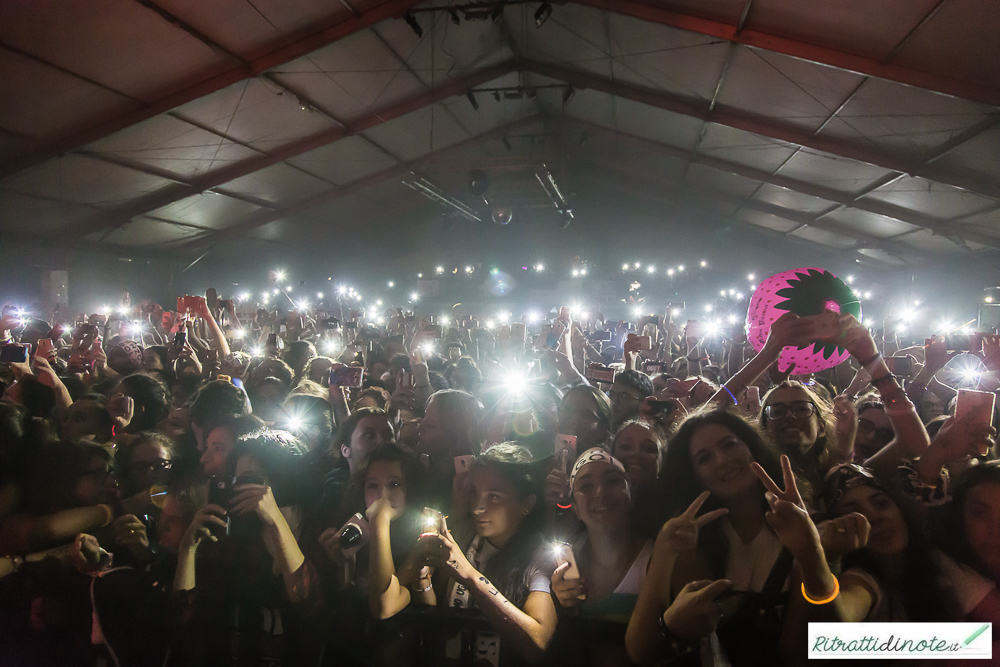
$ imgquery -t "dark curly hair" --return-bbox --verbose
[118,373,171,433]
[660,408,783,579]
[227,429,309,508]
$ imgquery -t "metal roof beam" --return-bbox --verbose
[571,0,1000,108]
[522,59,1000,202]
[560,116,1000,251]
[0,0,426,178]
[175,114,544,251]
[64,60,518,239]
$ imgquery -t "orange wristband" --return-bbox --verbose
[802,576,839,604]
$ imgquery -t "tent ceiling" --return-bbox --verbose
[1,0,998,266]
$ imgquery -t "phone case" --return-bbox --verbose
[552,541,581,580]
[555,434,577,472]
[335,513,370,557]
[955,390,996,426]
[802,312,841,340]
[453,455,475,474]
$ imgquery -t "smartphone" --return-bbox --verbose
[510,322,527,345]
[173,330,187,350]
[555,434,577,473]
[801,312,841,340]
[884,356,913,377]
[329,366,364,388]
[335,513,370,557]
[589,330,612,342]
[266,333,278,348]
[34,338,54,359]
[321,317,340,330]
[552,541,581,580]
[0,344,30,364]
[746,385,761,405]
[946,334,973,352]
[207,475,236,536]
[421,507,444,535]
[955,389,996,427]
[643,323,657,339]
[454,455,475,474]
[585,364,616,384]
[558,306,571,322]
[648,400,677,418]
[344,322,358,331]
[642,361,667,375]
[389,334,404,344]
[629,334,652,351]
[685,320,706,339]
[398,370,412,389]
[425,325,442,338]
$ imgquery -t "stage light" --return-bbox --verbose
[672,309,681,316]
[337,286,347,296]
[700,261,707,268]
[273,289,279,295]
[678,265,685,272]
[100,306,111,315]
[750,284,756,291]
[863,291,872,299]
[504,371,528,396]
[622,263,630,271]
[239,292,251,301]
[316,292,323,299]
[465,266,474,274]
[987,296,994,303]
[440,316,451,326]
[704,304,713,312]
[736,292,744,300]
[535,264,544,272]
[420,342,435,356]
[847,275,855,284]
[571,269,579,277]
[388,281,395,288]
[720,290,727,297]
[410,292,419,301]
[498,311,510,324]
[251,347,263,357]
[647,266,656,274]
[286,286,293,293]
[747,273,755,281]
[534,1,552,28]
[528,312,541,323]
[233,329,245,339]
[418,273,423,278]
[634,262,641,269]
[403,11,422,37]
[323,340,341,355]
[632,306,643,317]
[728,315,738,324]
[706,321,721,336]
[274,271,286,283]
[485,319,495,329]
[436,266,444,274]
[376,300,383,306]
[118,306,130,316]
[667,268,675,277]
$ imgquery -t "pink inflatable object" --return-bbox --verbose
[746,267,862,374]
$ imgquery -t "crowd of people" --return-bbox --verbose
[0,288,998,666]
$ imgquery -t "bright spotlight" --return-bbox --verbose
[465,266,474,274]
[986,296,994,303]
[580,268,587,276]
[528,311,541,323]
[747,273,755,281]
[251,347,263,357]
[503,372,527,396]
[485,319,495,329]
[671,309,681,316]
[286,286,293,293]
[571,269,580,277]
[677,265,685,272]
[239,292,251,301]
[706,321,721,336]
[632,306,643,317]
[728,315,738,324]
[410,292,419,301]
[647,266,656,274]
[117,306,130,316]
[420,342,435,356]
[273,289,279,296]
[323,340,341,355]
[388,281,395,288]
[297,301,310,311]
[274,271,286,283]
[634,262,641,269]
[376,299,383,307]
[440,316,451,326]
[704,304,713,312]
[436,266,444,274]
[846,275,855,284]
[535,264,544,272]
[233,329,245,339]
[100,306,111,315]
[720,290,727,297]
[700,261,707,268]
[316,292,324,299]
[863,291,872,299]
[337,286,347,296]
[622,263,630,271]
[286,416,303,433]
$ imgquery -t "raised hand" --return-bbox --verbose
[551,561,587,609]
[179,504,228,551]
[655,490,728,554]
[107,393,134,430]
[752,455,821,560]
[662,579,734,642]
[817,513,869,564]
[110,514,150,560]
[229,483,284,528]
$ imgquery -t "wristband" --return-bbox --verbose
[802,576,839,604]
